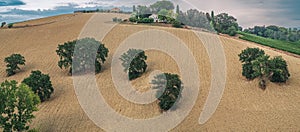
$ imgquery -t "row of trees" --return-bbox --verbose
[244,25,300,42]
[176,9,240,36]
[129,17,154,23]
[1,54,54,131]
[239,47,290,89]
[74,9,131,14]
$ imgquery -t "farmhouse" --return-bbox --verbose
[149,14,159,22]
[111,8,121,13]
[149,14,166,23]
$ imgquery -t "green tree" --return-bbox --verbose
[239,48,290,89]
[0,80,40,132]
[172,20,182,28]
[56,38,109,75]
[268,56,290,83]
[238,47,265,80]
[206,13,211,22]
[177,9,211,30]
[176,5,180,14]
[252,54,270,89]
[228,26,237,36]
[1,22,6,28]
[158,9,173,22]
[136,5,151,17]
[22,70,54,102]
[211,11,214,21]
[150,0,174,14]
[214,13,239,35]
[210,11,215,28]
[7,23,13,28]
[152,73,183,111]
[4,54,26,76]
[239,47,265,64]
[133,5,136,12]
[158,9,169,17]
[120,49,147,80]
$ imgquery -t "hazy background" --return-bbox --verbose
[0,0,299,28]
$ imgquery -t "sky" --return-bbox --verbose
[0,0,299,28]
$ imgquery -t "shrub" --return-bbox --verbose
[112,17,118,22]
[148,18,154,23]
[4,54,26,76]
[1,22,6,28]
[166,17,176,24]
[120,49,147,80]
[129,17,154,23]
[268,56,290,83]
[8,23,13,28]
[112,17,122,22]
[56,38,109,75]
[0,80,40,132]
[228,26,237,36]
[172,21,182,28]
[129,17,137,22]
[139,18,154,23]
[22,70,54,102]
[152,73,183,111]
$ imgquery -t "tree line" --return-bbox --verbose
[132,0,240,35]
[243,25,300,42]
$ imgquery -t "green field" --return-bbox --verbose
[238,31,300,55]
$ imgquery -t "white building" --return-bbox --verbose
[149,14,161,23]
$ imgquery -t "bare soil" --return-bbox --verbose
[0,13,299,131]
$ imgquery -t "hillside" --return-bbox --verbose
[0,13,299,131]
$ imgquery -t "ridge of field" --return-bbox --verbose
[0,13,299,131]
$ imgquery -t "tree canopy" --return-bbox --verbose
[244,25,300,42]
[4,54,26,76]
[239,47,290,89]
[22,70,54,102]
[177,9,211,30]
[56,38,109,75]
[149,0,174,14]
[268,56,290,83]
[120,49,148,80]
[0,80,40,132]
[1,22,6,28]
[214,13,239,36]
[152,73,183,111]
